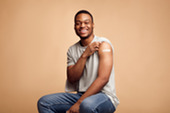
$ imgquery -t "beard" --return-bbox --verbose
[79,34,90,39]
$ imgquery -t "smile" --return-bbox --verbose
[80,29,88,34]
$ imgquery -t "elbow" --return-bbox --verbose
[68,78,76,84]
[67,74,78,84]
[67,75,74,84]
[67,69,80,84]
[67,67,75,84]
[67,71,74,84]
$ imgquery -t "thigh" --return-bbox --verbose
[80,93,115,113]
[38,93,82,113]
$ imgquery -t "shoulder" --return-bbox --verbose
[98,41,113,59]
[68,41,80,51]
[99,42,112,53]
[95,36,114,53]
[67,41,80,57]
[95,36,113,48]
[95,36,111,43]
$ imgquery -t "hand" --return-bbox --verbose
[82,41,101,58]
[66,102,80,113]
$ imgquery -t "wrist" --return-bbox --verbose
[81,52,88,59]
[77,99,83,104]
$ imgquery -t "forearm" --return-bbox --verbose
[77,77,108,103]
[67,53,88,83]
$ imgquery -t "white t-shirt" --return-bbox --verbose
[65,35,119,108]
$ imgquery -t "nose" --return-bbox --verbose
[80,23,85,28]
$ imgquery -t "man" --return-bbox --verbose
[38,10,119,113]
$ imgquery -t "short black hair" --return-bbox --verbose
[74,10,94,23]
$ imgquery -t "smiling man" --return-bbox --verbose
[38,10,119,113]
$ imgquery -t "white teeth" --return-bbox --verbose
[80,29,87,33]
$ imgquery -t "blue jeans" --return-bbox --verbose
[37,92,115,113]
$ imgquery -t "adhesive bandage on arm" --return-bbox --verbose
[102,49,111,52]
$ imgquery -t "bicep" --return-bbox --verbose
[98,42,113,80]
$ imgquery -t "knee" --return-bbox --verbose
[79,99,95,113]
[37,95,49,108]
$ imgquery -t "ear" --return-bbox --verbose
[92,23,95,28]
[74,24,76,30]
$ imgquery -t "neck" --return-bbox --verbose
[80,34,94,46]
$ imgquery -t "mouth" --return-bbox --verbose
[79,29,88,34]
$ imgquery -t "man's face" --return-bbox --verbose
[74,13,94,39]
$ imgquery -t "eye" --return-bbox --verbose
[85,21,89,25]
[75,22,81,26]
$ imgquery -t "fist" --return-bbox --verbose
[83,41,101,58]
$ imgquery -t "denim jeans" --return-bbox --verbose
[37,92,115,113]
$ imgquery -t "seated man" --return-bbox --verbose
[38,10,119,113]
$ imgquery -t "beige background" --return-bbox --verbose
[0,0,170,113]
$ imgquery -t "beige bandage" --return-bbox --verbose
[102,49,111,52]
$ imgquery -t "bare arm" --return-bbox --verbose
[78,42,113,102]
[67,42,101,84]
[67,42,113,113]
